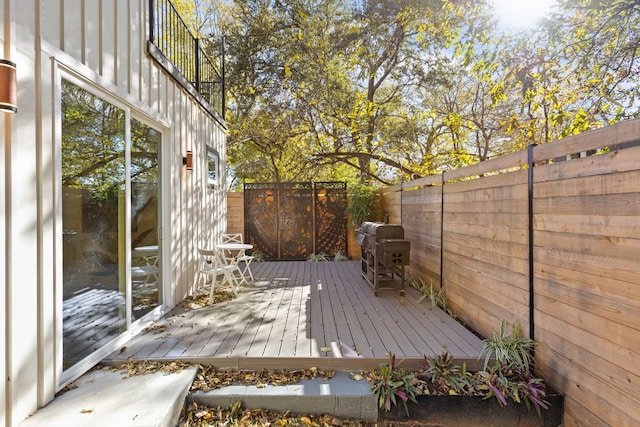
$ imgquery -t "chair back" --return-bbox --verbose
[221,233,244,244]
[198,248,224,269]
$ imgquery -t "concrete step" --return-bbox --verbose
[19,368,377,426]
[19,367,198,427]
[188,371,378,421]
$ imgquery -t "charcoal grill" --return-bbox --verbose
[357,221,410,296]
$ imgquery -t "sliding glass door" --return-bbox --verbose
[60,79,162,375]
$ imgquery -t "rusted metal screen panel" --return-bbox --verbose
[244,182,347,260]
[244,184,280,259]
[314,182,348,257]
[278,182,314,260]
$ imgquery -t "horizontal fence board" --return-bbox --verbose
[446,250,528,292]
[535,246,638,290]
[536,276,640,342]
[535,351,639,426]
[443,183,528,204]
[535,168,640,198]
[535,318,640,425]
[402,214,441,230]
[443,257,528,308]
[536,230,640,262]
[444,150,528,182]
[535,326,640,402]
[382,174,442,194]
[445,211,528,229]
[442,264,529,322]
[445,239,529,276]
[445,198,528,214]
[535,144,640,182]
[561,396,609,427]
[446,231,529,260]
[401,187,442,203]
[535,292,640,363]
[444,284,527,340]
[443,222,528,245]
[534,193,640,216]
[534,213,640,238]
[533,119,640,161]
[443,168,528,193]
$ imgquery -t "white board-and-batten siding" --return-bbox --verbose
[1,1,226,425]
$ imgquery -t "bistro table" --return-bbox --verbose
[133,245,159,265]
[215,242,254,285]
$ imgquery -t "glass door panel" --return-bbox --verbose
[61,80,126,370]
[130,118,161,319]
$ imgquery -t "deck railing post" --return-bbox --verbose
[148,0,155,43]
[221,35,226,118]
[195,38,201,92]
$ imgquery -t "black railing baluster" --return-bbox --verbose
[146,0,223,117]
[195,38,201,92]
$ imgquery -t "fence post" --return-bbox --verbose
[440,171,445,289]
[528,144,536,342]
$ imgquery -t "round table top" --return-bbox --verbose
[215,243,253,250]
[134,245,159,252]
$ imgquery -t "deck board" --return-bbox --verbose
[104,261,486,370]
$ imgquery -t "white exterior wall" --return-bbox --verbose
[1,1,227,425]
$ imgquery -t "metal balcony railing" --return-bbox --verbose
[148,0,225,119]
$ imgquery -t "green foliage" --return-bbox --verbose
[369,354,418,416]
[250,251,265,263]
[477,364,550,416]
[406,276,455,318]
[369,318,550,417]
[306,253,329,262]
[332,250,349,261]
[420,353,472,395]
[346,183,377,227]
[193,0,640,185]
[480,321,536,372]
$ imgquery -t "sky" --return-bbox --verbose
[492,0,557,30]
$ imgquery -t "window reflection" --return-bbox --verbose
[61,81,162,371]
[131,118,161,318]
[62,80,126,370]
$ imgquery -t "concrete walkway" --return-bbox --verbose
[19,367,197,427]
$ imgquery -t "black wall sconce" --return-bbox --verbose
[183,150,193,170]
[0,59,17,113]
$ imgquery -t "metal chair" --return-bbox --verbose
[220,233,255,283]
[196,248,240,304]
[131,249,159,284]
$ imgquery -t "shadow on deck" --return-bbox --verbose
[103,261,485,371]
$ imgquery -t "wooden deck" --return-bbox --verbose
[104,261,486,371]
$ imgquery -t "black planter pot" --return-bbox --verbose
[380,393,563,427]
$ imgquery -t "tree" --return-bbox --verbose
[174,0,640,186]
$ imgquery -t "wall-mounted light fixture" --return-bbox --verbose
[0,59,17,113]
[183,150,193,170]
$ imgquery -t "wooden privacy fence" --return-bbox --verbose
[377,118,640,426]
